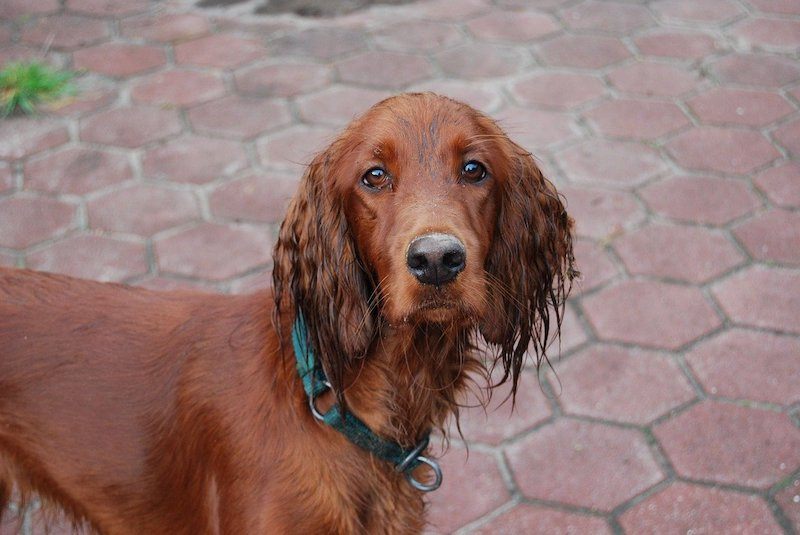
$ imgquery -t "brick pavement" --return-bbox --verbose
[1,0,799,533]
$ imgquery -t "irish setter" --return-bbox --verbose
[0,93,575,534]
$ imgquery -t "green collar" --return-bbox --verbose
[292,314,442,492]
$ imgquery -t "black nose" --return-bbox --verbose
[406,233,466,286]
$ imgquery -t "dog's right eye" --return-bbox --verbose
[362,167,391,190]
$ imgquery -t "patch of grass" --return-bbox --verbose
[0,61,75,117]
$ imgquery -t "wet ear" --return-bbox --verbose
[272,149,376,395]
[480,144,576,393]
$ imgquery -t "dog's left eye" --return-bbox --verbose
[362,167,391,190]
[461,161,487,183]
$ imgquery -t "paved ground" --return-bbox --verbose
[1,0,799,533]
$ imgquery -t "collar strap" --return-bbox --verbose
[291,315,442,492]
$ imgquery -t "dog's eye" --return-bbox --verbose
[461,161,487,183]
[362,167,391,190]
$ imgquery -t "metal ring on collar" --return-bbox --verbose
[405,456,443,492]
[308,380,332,422]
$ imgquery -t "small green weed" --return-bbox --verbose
[0,61,75,117]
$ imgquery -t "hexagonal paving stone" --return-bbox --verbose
[582,280,721,350]
[651,0,744,24]
[572,239,617,294]
[774,117,800,157]
[466,10,559,42]
[748,0,800,15]
[686,329,800,405]
[560,185,645,240]
[44,75,117,118]
[619,482,782,534]
[336,51,433,89]
[131,69,225,107]
[775,479,800,530]
[667,127,779,175]
[20,14,109,50]
[557,139,666,186]
[120,13,210,43]
[552,304,589,355]
[257,125,334,172]
[27,234,147,282]
[296,86,391,127]
[187,96,291,140]
[155,223,272,281]
[73,43,165,78]
[608,61,698,97]
[709,53,800,87]
[654,401,800,488]
[210,173,299,224]
[505,419,664,511]
[735,208,800,265]
[410,80,503,113]
[0,196,76,249]
[174,34,266,69]
[0,117,69,161]
[614,224,743,283]
[633,29,718,60]
[640,176,760,226]
[88,184,199,236]
[66,0,148,16]
[584,99,689,140]
[509,72,605,110]
[235,61,330,98]
[371,21,462,52]
[0,252,17,267]
[0,162,12,193]
[561,0,653,33]
[81,106,182,148]
[142,135,248,184]
[24,147,132,195]
[426,447,509,534]
[494,106,578,150]
[474,505,611,534]
[1,0,59,18]
[555,345,695,424]
[755,162,800,208]
[267,27,365,60]
[537,34,630,69]
[732,18,800,51]
[713,266,800,333]
[687,88,793,127]
[435,44,526,79]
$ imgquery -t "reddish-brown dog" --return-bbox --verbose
[0,93,575,534]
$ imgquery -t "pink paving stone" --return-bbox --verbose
[494,106,578,150]
[435,44,526,79]
[88,184,199,236]
[131,69,225,107]
[0,44,45,65]
[710,53,800,88]
[187,96,291,140]
[688,88,793,127]
[235,61,331,98]
[121,13,211,43]
[654,401,800,488]
[296,86,391,127]
[572,239,617,294]
[732,18,800,51]
[0,163,12,193]
[552,303,589,355]
[73,43,165,78]
[713,266,800,333]
[228,268,272,294]
[20,15,109,51]
[608,61,698,97]
[0,24,11,44]
[209,173,299,224]
[155,223,272,281]
[66,0,148,16]
[0,252,17,267]
[614,224,743,283]
[620,482,782,534]
[554,345,695,424]
[466,10,559,42]
[582,280,722,349]
[80,106,182,148]
[133,275,218,293]
[640,176,759,226]
[667,127,779,175]
[505,419,664,511]
[474,505,610,535]
[584,99,689,140]
[634,29,719,60]
[775,479,800,530]
[26,234,148,282]
[509,72,605,110]
[408,80,503,113]
[556,139,666,186]
[257,125,334,172]
[43,77,118,118]
[0,0,59,18]
[411,0,490,21]
[336,51,433,89]
[426,447,509,534]
[774,117,800,157]
[537,34,630,69]
[735,208,800,265]
[0,118,69,161]
[755,162,800,208]
[748,0,800,15]
[560,185,645,240]
[268,27,365,60]
[561,0,653,33]
[686,328,800,405]
[651,0,744,24]
[371,21,462,52]
[142,136,249,184]
[24,147,132,195]
[174,34,266,69]
[0,196,75,249]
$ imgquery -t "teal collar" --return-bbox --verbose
[291,314,442,492]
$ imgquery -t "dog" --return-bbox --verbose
[0,92,575,534]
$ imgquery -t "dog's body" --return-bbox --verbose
[0,93,575,534]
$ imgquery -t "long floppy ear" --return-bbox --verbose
[480,142,577,397]
[272,145,376,399]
